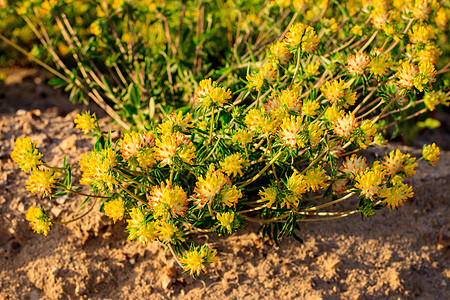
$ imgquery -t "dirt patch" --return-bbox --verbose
[1,69,449,299]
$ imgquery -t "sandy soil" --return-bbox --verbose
[0,69,449,300]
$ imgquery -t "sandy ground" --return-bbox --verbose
[0,69,449,300]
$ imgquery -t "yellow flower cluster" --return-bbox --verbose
[284,23,320,53]
[321,80,356,108]
[154,132,196,166]
[194,78,231,108]
[79,148,117,190]
[26,169,56,197]
[26,206,53,236]
[422,143,440,166]
[74,111,97,135]
[179,245,219,277]
[11,137,43,172]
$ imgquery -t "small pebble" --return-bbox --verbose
[129,258,136,265]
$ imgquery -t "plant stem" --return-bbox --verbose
[238,151,282,188]
[54,199,97,225]
[60,187,111,199]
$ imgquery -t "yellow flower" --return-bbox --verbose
[193,164,229,208]
[245,108,278,134]
[217,212,235,233]
[340,154,368,179]
[357,119,377,149]
[26,169,56,197]
[409,24,435,44]
[417,61,436,90]
[283,23,319,53]
[422,143,440,166]
[435,8,449,30]
[346,53,370,75]
[354,169,385,200]
[126,208,158,245]
[247,63,277,92]
[423,91,449,111]
[304,167,328,192]
[194,78,231,108]
[369,53,392,78]
[371,9,389,30]
[396,62,418,89]
[104,198,125,223]
[11,137,43,172]
[259,186,278,208]
[415,44,441,64]
[268,41,290,65]
[383,149,407,176]
[279,115,305,148]
[379,183,413,209]
[180,246,219,278]
[74,111,97,135]
[79,148,117,190]
[231,130,253,147]
[411,0,430,21]
[305,61,320,77]
[324,105,342,123]
[321,79,355,108]
[333,113,358,139]
[120,131,141,161]
[154,132,196,166]
[148,181,188,218]
[351,25,363,36]
[136,147,156,170]
[220,153,245,177]
[220,185,242,207]
[26,206,53,236]
[157,221,184,244]
[276,89,302,112]
[302,100,321,117]
[157,111,193,134]
[286,172,308,199]
[308,122,323,147]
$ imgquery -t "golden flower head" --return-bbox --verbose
[26,169,56,197]
[104,198,125,223]
[422,143,440,166]
[193,164,229,208]
[157,221,184,244]
[11,136,43,172]
[304,166,328,192]
[126,208,158,245]
[231,130,254,147]
[409,24,435,44]
[354,169,385,200]
[194,78,231,108]
[179,245,219,278]
[26,206,53,236]
[333,112,358,139]
[220,153,246,177]
[217,212,235,233]
[379,183,413,209]
[278,115,305,148]
[259,186,278,208]
[369,53,392,78]
[148,181,188,218]
[283,23,319,53]
[74,111,97,135]
[79,148,117,190]
[346,53,370,75]
[154,132,196,166]
[396,62,418,89]
[220,184,242,207]
[340,154,369,179]
[423,91,449,111]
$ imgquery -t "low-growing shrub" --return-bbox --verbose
[9,0,450,277]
